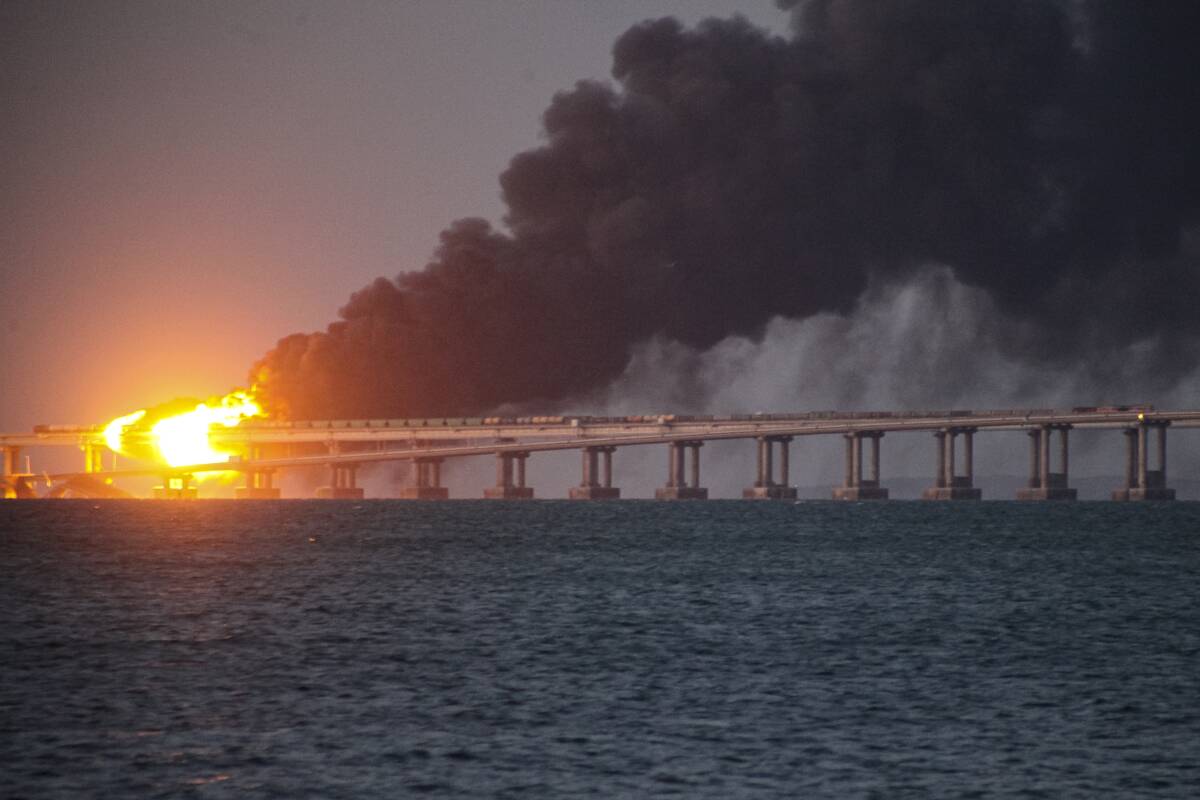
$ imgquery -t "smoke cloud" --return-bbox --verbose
[252,1,1200,419]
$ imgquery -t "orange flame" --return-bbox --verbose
[103,388,263,470]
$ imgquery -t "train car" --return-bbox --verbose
[33,424,101,433]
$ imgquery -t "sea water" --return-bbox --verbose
[2,500,1198,798]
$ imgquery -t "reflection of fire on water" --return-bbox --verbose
[102,388,263,478]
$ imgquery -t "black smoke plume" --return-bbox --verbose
[253,1,1200,419]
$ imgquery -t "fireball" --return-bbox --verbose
[103,409,146,453]
[103,388,263,470]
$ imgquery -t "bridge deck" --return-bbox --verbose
[8,407,1198,480]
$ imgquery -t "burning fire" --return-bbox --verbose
[103,388,263,470]
[103,409,146,453]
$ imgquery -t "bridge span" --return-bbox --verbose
[3,407,1197,501]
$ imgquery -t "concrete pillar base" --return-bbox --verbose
[2,478,37,499]
[832,486,890,501]
[1112,487,1176,501]
[399,487,448,500]
[1016,487,1077,501]
[742,486,798,500]
[568,486,621,500]
[655,487,708,500]
[235,487,282,499]
[484,486,534,499]
[316,487,365,499]
[921,487,982,500]
[153,486,198,500]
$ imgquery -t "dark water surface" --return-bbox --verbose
[2,500,1199,798]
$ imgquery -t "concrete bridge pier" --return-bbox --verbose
[1017,425,1076,500]
[657,441,707,500]
[401,457,448,499]
[154,473,197,500]
[1113,421,1175,500]
[570,446,620,499]
[922,428,981,500]
[2,445,19,478]
[318,462,365,499]
[744,436,797,499]
[485,451,534,499]
[237,445,282,499]
[84,443,107,474]
[237,469,280,499]
[3,446,20,497]
[833,431,888,500]
[1,446,35,499]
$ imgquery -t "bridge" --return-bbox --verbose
[2,406,1197,501]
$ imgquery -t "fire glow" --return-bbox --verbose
[104,389,263,470]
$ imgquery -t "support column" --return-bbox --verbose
[400,457,447,500]
[237,469,280,499]
[236,444,281,499]
[746,436,797,499]
[844,435,855,489]
[1157,423,1168,477]
[1027,429,1042,488]
[154,473,197,500]
[689,442,701,489]
[84,443,106,474]
[1060,427,1070,484]
[570,446,620,499]
[2,446,20,479]
[934,431,947,489]
[852,434,862,488]
[317,441,365,499]
[1040,426,1051,490]
[1125,428,1137,489]
[869,434,881,486]
[1019,425,1076,500]
[1137,424,1148,490]
[486,451,534,499]
[1119,422,1175,500]
[2,446,30,499]
[945,429,956,487]
[317,461,365,499]
[833,432,888,500]
[963,429,975,487]
[501,453,513,487]
[923,428,981,500]
[763,439,774,488]
[658,441,707,500]
[779,437,791,488]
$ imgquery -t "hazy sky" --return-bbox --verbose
[0,0,787,430]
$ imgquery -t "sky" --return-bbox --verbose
[0,0,787,431]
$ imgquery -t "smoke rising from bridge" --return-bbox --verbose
[252,1,1200,419]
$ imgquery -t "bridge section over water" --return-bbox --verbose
[3,407,1197,501]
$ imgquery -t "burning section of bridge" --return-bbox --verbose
[102,388,263,476]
